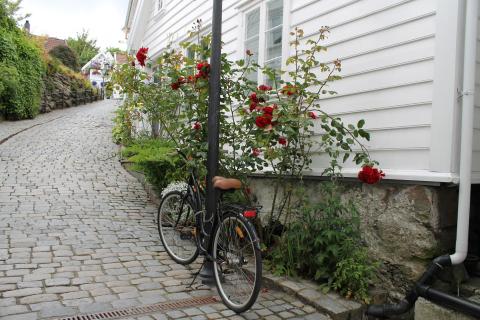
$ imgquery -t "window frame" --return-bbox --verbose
[240,0,287,85]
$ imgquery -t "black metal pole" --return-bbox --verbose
[198,0,223,285]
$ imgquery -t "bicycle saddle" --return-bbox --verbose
[213,176,242,190]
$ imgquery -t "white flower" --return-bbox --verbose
[161,181,188,198]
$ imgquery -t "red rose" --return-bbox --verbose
[178,77,186,84]
[263,106,274,115]
[193,122,201,130]
[278,137,287,145]
[136,47,148,67]
[258,84,272,91]
[252,148,261,157]
[308,111,317,119]
[249,92,258,103]
[358,165,385,184]
[196,62,210,78]
[249,101,257,112]
[281,85,296,96]
[187,75,194,83]
[255,115,272,128]
[171,82,180,90]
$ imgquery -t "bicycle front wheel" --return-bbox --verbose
[157,191,199,265]
[213,212,262,313]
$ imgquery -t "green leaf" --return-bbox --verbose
[357,119,365,128]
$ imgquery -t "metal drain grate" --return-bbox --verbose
[58,296,219,320]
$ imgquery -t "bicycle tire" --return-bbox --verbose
[212,211,262,313]
[157,191,199,265]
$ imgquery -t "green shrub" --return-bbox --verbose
[49,45,79,71]
[112,103,133,145]
[121,139,186,191]
[268,183,377,302]
[0,2,44,120]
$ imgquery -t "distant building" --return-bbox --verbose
[81,52,115,90]
[44,37,68,53]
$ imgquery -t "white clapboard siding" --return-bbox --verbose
[125,0,480,183]
[141,0,240,61]
[289,0,437,178]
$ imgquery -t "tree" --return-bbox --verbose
[66,30,99,69]
[0,0,30,22]
[106,47,125,55]
[49,45,79,71]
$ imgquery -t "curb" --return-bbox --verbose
[120,161,364,320]
[262,273,364,320]
[121,161,161,206]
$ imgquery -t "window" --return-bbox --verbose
[244,8,260,83]
[243,0,284,86]
[265,0,283,86]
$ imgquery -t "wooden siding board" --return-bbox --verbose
[311,149,430,171]
[318,81,433,115]
[126,0,469,182]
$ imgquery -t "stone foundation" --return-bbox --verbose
[247,176,461,296]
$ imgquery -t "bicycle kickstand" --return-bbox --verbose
[186,259,206,289]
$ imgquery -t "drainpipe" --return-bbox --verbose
[366,0,479,317]
[450,0,477,266]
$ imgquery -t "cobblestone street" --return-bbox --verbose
[0,101,328,320]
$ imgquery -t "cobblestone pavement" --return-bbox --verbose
[0,100,329,320]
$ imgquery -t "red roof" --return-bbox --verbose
[44,37,68,52]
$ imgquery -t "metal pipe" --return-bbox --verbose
[417,285,480,318]
[199,0,223,284]
[366,1,479,316]
[450,0,478,265]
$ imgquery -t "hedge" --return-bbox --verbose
[0,2,45,120]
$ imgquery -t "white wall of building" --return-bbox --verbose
[125,0,480,184]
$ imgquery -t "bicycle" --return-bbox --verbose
[156,150,262,313]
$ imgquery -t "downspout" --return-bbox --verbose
[450,0,477,266]
[366,0,479,317]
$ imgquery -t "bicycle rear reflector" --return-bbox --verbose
[243,210,257,218]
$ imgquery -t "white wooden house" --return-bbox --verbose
[81,52,115,90]
[123,0,480,185]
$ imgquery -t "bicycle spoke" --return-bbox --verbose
[158,192,198,264]
[213,214,261,311]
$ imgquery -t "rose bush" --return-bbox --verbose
[112,23,383,301]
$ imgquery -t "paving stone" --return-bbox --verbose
[0,312,38,320]
[3,288,42,298]
[0,305,29,316]
[19,294,58,304]
[45,277,70,286]
[0,101,331,320]
[45,286,79,294]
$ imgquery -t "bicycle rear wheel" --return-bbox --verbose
[212,212,262,313]
[157,191,199,265]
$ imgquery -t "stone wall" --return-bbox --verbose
[247,176,460,296]
[40,72,100,113]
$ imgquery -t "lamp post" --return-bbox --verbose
[198,0,223,284]
[101,62,111,99]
